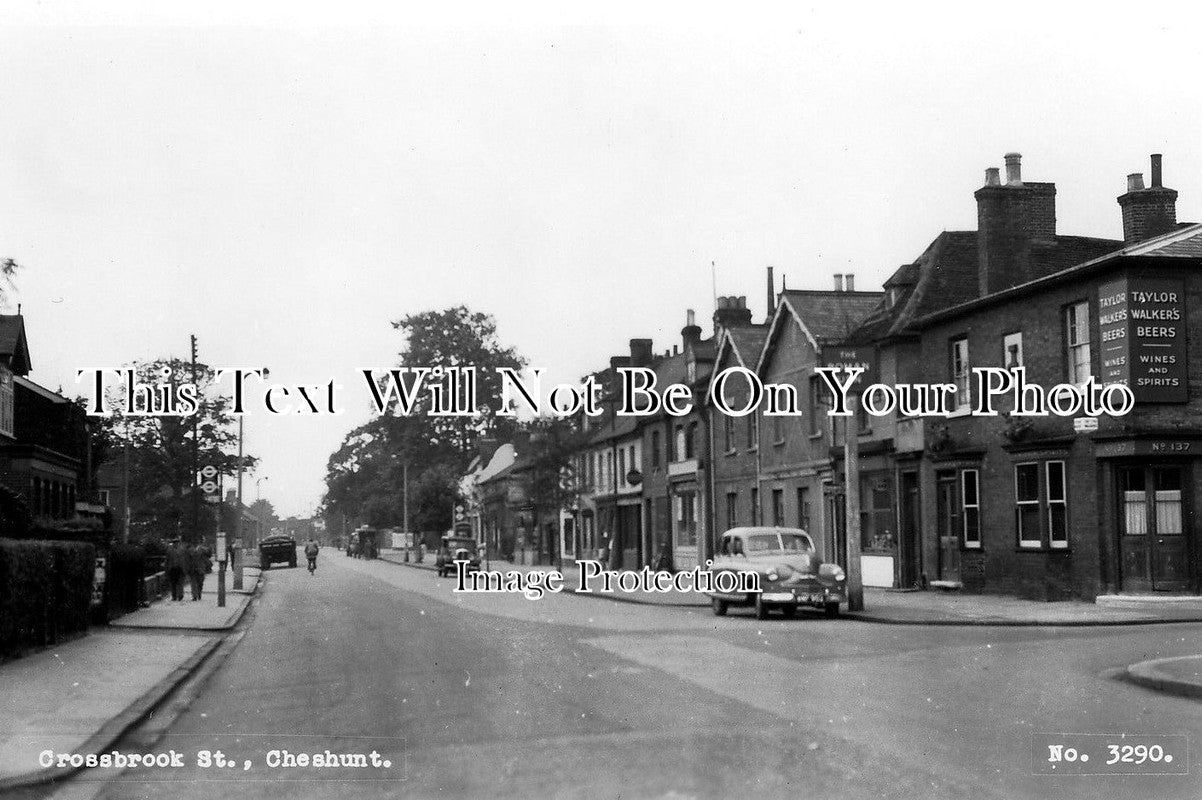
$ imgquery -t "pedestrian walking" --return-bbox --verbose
[166,539,187,601]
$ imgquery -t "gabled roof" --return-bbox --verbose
[780,290,885,343]
[756,288,885,372]
[0,315,32,375]
[724,325,769,367]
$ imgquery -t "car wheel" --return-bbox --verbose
[824,601,840,617]
[754,593,769,620]
[289,558,297,568]
[780,604,798,618]
[260,560,270,571]
[711,597,728,616]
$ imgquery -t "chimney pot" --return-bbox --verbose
[1004,152,1022,185]
[1151,154,1163,188]
[984,167,1001,186]
[1127,173,1145,192]
[686,309,695,327]
[833,273,844,291]
[737,295,746,308]
[845,274,855,292]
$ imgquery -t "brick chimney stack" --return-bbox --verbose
[713,296,753,335]
[629,338,654,367]
[681,309,702,351]
[1118,154,1177,244]
[975,152,1057,296]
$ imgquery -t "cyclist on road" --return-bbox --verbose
[304,538,320,574]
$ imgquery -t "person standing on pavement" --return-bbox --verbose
[186,542,211,601]
[166,539,187,601]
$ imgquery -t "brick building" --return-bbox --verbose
[845,153,1202,599]
[0,315,92,521]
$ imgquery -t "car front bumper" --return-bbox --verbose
[761,586,846,605]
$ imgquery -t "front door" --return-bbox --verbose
[900,471,921,588]
[1119,466,1189,591]
[935,471,961,583]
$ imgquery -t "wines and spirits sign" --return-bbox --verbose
[1097,275,1188,403]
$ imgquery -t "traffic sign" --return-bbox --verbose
[201,465,218,479]
[201,480,218,494]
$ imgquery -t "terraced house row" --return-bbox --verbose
[466,152,1202,601]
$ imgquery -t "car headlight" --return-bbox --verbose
[819,563,846,582]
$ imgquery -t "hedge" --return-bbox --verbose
[0,538,95,657]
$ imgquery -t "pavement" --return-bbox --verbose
[109,566,261,631]
[0,565,261,791]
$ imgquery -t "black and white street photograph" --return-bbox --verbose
[1,3,1201,799]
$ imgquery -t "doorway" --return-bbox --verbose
[1118,466,1189,592]
[900,471,921,588]
[935,471,961,583]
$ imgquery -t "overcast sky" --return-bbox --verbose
[1,3,1200,517]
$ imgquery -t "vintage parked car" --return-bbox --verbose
[435,535,481,578]
[259,534,298,570]
[709,527,846,619]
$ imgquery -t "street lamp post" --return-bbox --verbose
[255,476,269,544]
[233,416,244,590]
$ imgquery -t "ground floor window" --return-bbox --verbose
[1015,460,1068,549]
[859,472,895,554]
[961,469,980,548]
[725,492,737,531]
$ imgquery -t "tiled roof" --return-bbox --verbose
[851,230,1123,342]
[780,289,885,344]
[725,325,769,366]
[0,315,31,375]
[912,225,1202,327]
[1127,223,1202,257]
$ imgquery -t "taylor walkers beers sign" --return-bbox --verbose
[1097,275,1188,403]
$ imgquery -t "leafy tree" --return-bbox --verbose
[322,307,526,531]
[91,358,255,542]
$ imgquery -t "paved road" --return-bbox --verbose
[85,551,1201,800]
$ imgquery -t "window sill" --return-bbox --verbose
[946,406,974,419]
[772,438,786,447]
[1015,546,1071,553]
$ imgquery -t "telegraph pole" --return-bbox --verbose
[844,397,864,611]
[402,460,410,562]
[190,335,200,544]
[233,416,244,591]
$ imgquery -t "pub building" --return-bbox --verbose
[899,158,1202,600]
[834,153,1201,599]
